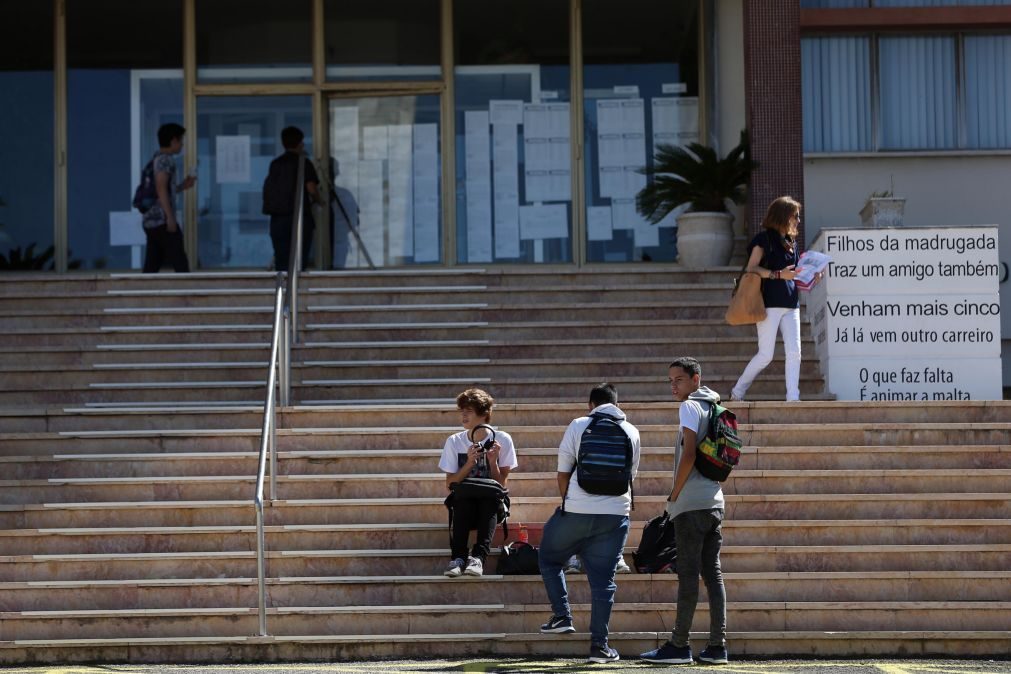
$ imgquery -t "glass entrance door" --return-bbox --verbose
[327,94,442,268]
[195,96,313,269]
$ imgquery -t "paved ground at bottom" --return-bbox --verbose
[1,660,1009,674]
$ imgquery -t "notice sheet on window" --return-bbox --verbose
[215,135,251,184]
[387,124,414,259]
[520,203,568,241]
[412,123,440,263]
[493,122,521,259]
[523,103,571,203]
[587,206,614,242]
[357,159,385,264]
[651,97,699,158]
[596,99,646,199]
[465,110,492,263]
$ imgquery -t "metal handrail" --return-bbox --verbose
[254,273,285,637]
[285,152,307,347]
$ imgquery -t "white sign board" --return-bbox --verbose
[808,226,1002,401]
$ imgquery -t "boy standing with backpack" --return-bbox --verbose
[641,357,728,665]
[538,383,640,664]
[262,126,320,271]
[138,123,195,273]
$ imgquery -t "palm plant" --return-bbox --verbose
[636,132,756,223]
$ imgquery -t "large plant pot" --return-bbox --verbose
[675,211,734,268]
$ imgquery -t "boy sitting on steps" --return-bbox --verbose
[439,388,517,578]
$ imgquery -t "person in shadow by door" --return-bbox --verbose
[262,126,319,272]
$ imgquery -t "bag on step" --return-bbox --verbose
[693,401,743,483]
[632,511,677,574]
[497,541,541,575]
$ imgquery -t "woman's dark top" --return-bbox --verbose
[749,230,799,309]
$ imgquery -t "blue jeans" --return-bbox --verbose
[538,508,630,645]
[671,508,726,648]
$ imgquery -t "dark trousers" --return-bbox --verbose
[142,224,190,273]
[270,215,314,272]
[450,495,499,563]
[671,508,727,648]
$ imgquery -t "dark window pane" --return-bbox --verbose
[582,0,699,263]
[455,0,569,66]
[454,0,572,264]
[67,0,183,270]
[197,0,312,82]
[68,0,182,69]
[0,0,54,270]
[324,0,440,81]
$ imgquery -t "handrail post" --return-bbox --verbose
[255,502,267,636]
[254,276,285,638]
[269,404,277,502]
[286,153,307,346]
[280,309,290,407]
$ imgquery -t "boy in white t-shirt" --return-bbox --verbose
[438,388,518,578]
[641,357,728,666]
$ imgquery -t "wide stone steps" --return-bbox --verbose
[3,494,1007,529]
[39,422,1011,451]
[2,572,1008,613]
[5,444,1005,479]
[3,425,1007,458]
[4,518,1010,555]
[10,355,818,390]
[0,336,813,368]
[2,544,1008,582]
[3,469,1008,504]
[3,601,1009,642]
[9,400,1004,434]
[1,630,1005,663]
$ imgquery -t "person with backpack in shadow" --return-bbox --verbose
[538,383,641,665]
[262,126,320,271]
[439,388,517,579]
[641,357,729,666]
[136,123,196,273]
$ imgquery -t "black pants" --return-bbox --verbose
[450,495,499,563]
[270,215,314,272]
[142,224,190,273]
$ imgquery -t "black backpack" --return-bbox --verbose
[567,413,634,508]
[132,158,158,213]
[262,155,298,216]
[632,511,677,573]
[497,541,541,575]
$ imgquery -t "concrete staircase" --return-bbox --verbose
[0,401,1009,663]
[1,267,824,407]
[1,270,1009,663]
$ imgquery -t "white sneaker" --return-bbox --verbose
[616,557,632,574]
[443,558,465,577]
[563,554,582,574]
[463,556,484,576]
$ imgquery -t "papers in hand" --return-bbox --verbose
[794,250,832,291]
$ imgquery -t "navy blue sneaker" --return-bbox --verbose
[540,615,576,634]
[588,642,620,663]
[698,644,729,664]
[640,641,693,664]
